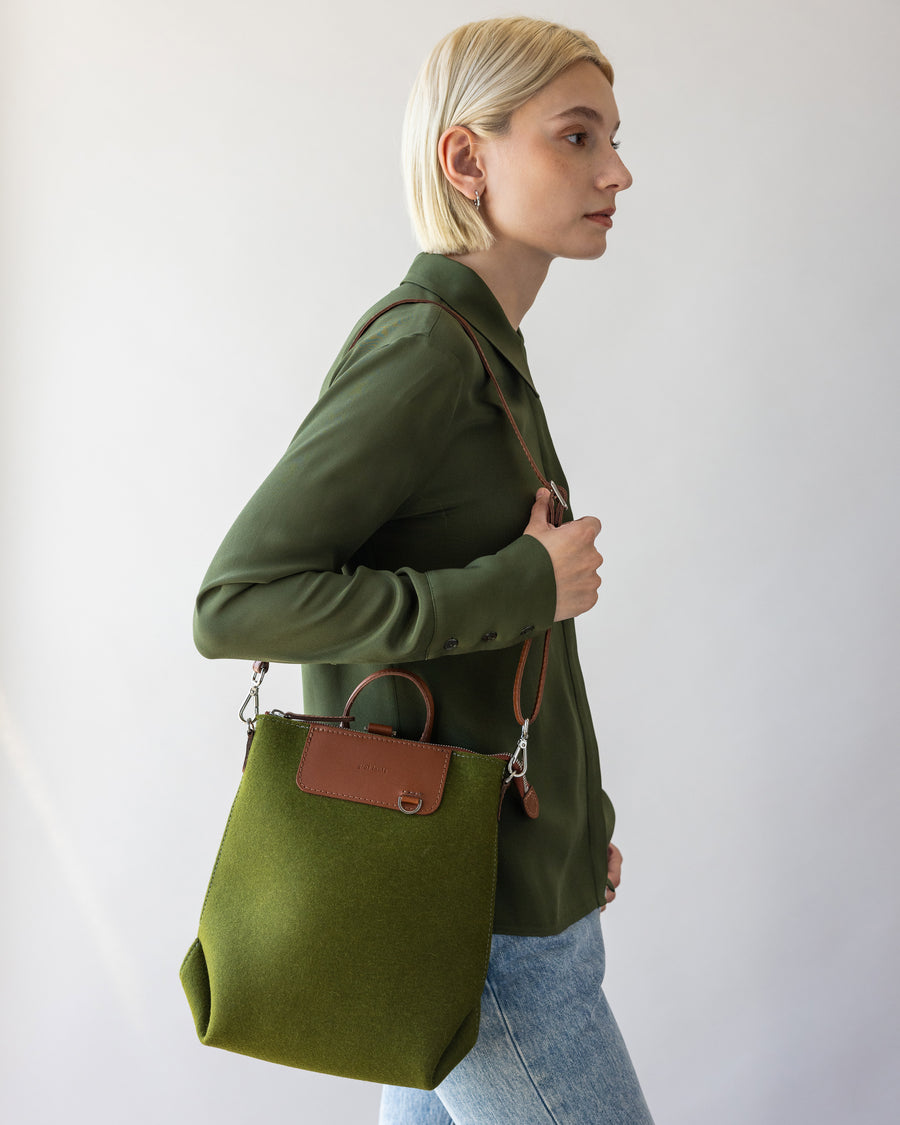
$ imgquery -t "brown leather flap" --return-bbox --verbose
[297,724,453,815]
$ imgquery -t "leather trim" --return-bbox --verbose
[297,724,454,815]
[514,774,540,819]
[341,667,435,741]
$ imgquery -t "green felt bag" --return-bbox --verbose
[180,665,510,1089]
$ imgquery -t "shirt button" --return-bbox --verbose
[481,631,498,642]
[520,625,535,636]
[443,637,459,650]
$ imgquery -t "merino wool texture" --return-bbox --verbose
[181,713,507,1088]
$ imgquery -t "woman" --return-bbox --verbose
[194,16,653,1125]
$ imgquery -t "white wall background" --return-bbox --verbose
[2,1,898,1122]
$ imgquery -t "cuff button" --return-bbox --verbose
[443,637,459,650]
[520,625,535,636]
[481,631,498,642]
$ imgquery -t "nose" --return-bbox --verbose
[597,151,633,192]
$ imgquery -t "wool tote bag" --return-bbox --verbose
[180,666,510,1089]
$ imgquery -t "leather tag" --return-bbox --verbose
[514,774,540,819]
[297,724,453,815]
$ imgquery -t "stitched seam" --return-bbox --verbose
[484,978,562,1125]
[297,726,452,814]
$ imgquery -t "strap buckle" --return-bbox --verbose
[549,480,568,512]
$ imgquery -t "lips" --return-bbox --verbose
[586,209,614,228]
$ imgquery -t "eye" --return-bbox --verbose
[564,132,588,146]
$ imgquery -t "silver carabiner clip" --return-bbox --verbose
[239,661,269,727]
[506,718,530,781]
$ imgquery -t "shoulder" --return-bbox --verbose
[331,290,479,382]
[300,293,478,463]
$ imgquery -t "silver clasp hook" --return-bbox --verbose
[239,661,269,728]
[506,718,529,782]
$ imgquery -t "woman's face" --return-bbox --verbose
[478,61,632,265]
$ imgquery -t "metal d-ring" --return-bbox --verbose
[397,792,423,815]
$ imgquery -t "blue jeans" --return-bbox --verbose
[378,908,654,1125]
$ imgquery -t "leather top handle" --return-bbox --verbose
[341,668,436,743]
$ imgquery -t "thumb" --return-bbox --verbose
[523,488,552,535]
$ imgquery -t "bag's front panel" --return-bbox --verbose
[188,714,506,1088]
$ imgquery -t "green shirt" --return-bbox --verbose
[194,253,614,936]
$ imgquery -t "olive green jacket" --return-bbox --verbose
[194,253,614,935]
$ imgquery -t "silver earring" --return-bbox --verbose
[473,190,480,210]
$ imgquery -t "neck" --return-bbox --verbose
[447,244,552,331]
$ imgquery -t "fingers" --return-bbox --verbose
[558,520,603,616]
[522,489,604,622]
[577,513,602,538]
[570,517,604,580]
[603,844,622,910]
[607,843,623,887]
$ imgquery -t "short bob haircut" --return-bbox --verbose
[402,17,614,256]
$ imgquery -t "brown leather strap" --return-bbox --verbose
[351,298,564,729]
[512,629,552,727]
[341,668,435,742]
[350,299,569,523]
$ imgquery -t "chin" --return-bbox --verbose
[567,231,609,261]
[571,242,608,261]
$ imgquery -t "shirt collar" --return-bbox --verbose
[401,254,536,392]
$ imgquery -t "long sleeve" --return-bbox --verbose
[193,307,557,665]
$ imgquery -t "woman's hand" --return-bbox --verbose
[601,843,623,911]
[523,488,603,621]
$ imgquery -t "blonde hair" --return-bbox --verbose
[402,17,614,255]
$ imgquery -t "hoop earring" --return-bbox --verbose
[473,190,481,210]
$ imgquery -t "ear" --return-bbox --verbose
[437,125,486,204]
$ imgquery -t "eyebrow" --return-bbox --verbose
[552,105,620,132]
